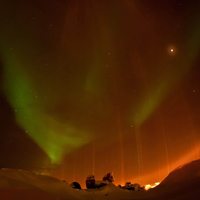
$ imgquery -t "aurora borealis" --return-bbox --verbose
[0,0,200,188]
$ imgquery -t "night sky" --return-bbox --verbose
[0,0,200,188]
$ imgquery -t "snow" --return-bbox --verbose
[161,159,200,185]
[0,159,200,200]
[0,168,82,200]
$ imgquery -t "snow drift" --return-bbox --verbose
[161,159,200,185]
[145,159,200,200]
[0,168,82,200]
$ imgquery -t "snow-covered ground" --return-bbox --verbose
[1,159,200,200]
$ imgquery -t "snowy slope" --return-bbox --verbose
[145,159,200,200]
[0,168,84,200]
[160,159,200,185]
[0,188,58,200]
[0,159,200,200]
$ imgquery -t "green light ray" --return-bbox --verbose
[132,81,168,126]
[2,55,92,164]
[130,16,200,127]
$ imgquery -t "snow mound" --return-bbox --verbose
[0,168,82,200]
[85,183,146,200]
[160,159,200,185]
[144,159,200,200]
[0,188,58,200]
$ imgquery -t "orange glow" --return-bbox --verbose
[131,144,200,187]
[145,182,160,190]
